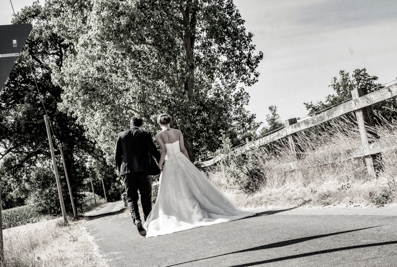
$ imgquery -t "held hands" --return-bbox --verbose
[158,158,164,172]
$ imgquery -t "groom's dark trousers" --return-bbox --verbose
[115,126,160,224]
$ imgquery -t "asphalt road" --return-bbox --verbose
[86,206,397,267]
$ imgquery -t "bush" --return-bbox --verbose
[370,189,394,206]
[28,160,89,216]
[2,205,43,229]
[104,178,124,202]
[223,152,267,194]
[28,167,68,216]
[215,131,267,194]
[370,178,396,206]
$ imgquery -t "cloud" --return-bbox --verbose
[294,0,397,31]
[234,0,397,123]
[236,0,397,40]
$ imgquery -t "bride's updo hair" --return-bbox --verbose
[157,113,172,125]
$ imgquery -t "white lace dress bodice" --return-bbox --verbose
[164,141,184,168]
[165,140,181,155]
[144,140,255,237]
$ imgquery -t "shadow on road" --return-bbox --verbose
[166,226,379,267]
[252,199,311,217]
[83,209,126,221]
[254,207,298,216]
[229,240,397,266]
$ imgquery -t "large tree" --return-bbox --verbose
[48,0,263,162]
[0,2,119,211]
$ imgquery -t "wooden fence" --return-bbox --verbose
[200,80,397,176]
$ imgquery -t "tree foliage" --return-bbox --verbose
[304,69,395,122]
[48,0,263,162]
[0,2,120,212]
[259,105,284,137]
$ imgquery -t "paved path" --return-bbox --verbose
[86,204,397,267]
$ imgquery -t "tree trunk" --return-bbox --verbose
[186,73,194,103]
[140,85,149,120]
[179,2,197,161]
[185,140,195,163]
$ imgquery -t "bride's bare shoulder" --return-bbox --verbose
[155,132,163,139]
[170,128,181,136]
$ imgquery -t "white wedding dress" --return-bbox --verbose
[144,140,255,237]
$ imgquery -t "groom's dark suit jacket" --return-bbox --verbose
[115,127,161,176]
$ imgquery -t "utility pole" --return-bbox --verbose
[59,144,77,219]
[101,179,107,202]
[0,186,4,263]
[90,178,97,206]
[44,115,68,224]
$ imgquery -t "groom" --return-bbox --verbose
[115,117,160,237]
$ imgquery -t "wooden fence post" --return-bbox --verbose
[355,87,382,173]
[58,144,77,220]
[44,115,68,224]
[220,159,226,181]
[285,118,303,159]
[351,88,377,177]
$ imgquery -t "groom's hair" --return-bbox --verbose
[130,117,143,128]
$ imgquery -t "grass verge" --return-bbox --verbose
[3,218,107,267]
[206,117,397,209]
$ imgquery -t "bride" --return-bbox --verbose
[144,114,255,237]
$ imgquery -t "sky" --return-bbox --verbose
[1,0,397,126]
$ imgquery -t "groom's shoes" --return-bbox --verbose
[136,221,146,237]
